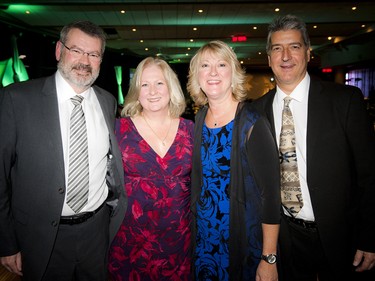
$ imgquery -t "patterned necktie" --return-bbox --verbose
[279,96,303,216]
[66,95,89,213]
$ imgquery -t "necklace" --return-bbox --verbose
[208,102,238,127]
[208,107,219,127]
[143,114,172,146]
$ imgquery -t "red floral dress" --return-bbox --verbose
[108,117,194,281]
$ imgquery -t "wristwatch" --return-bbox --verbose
[260,253,277,264]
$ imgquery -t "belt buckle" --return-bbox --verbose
[60,202,105,225]
[285,215,315,229]
[74,213,88,224]
[301,220,308,228]
[299,218,315,229]
[60,212,90,225]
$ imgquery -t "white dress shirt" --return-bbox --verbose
[272,73,315,221]
[56,71,109,215]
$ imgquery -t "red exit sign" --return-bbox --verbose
[322,68,333,73]
[232,35,247,42]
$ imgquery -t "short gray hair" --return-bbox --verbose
[266,14,310,54]
[60,20,107,55]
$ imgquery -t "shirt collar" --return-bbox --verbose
[275,73,310,105]
[55,70,91,103]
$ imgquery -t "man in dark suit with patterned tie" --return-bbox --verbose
[253,14,375,281]
[0,20,127,281]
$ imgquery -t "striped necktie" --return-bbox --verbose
[66,95,89,213]
[279,96,303,216]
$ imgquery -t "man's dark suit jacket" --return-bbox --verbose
[0,74,127,280]
[253,77,375,276]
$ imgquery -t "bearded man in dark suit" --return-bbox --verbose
[253,14,375,281]
[0,20,127,281]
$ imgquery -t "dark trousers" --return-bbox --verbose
[278,214,375,281]
[41,205,110,281]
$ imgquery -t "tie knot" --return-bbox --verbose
[283,96,292,108]
[71,95,84,106]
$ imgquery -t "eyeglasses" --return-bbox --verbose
[60,41,102,62]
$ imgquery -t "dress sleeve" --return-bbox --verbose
[247,116,281,224]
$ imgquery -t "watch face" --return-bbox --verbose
[262,254,277,264]
[267,254,277,264]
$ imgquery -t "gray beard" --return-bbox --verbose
[57,61,99,90]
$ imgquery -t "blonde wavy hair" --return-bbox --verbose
[121,57,186,118]
[187,40,247,107]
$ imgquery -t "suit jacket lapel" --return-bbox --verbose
[306,80,326,178]
[41,75,65,176]
[92,87,120,171]
[264,89,277,140]
[93,86,114,133]
[92,87,125,213]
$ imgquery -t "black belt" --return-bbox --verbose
[60,203,106,225]
[284,214,317,229]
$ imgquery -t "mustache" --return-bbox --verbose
[72,63,92,73]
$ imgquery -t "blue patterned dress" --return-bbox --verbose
[191,102,281,281]
[195,120,234,281]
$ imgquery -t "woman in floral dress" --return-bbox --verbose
[108,57,194,281]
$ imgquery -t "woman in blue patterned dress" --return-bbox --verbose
[187,41,281,281]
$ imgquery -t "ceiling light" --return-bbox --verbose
[190,39,194,42]
[198,9,203,13]
[313,25,317,29]
[120,10,125,14]
[352,6,357,11]
[193,27,197,31]
[140,40,143,43]
[253,27,257,30]
[132,28,136,32]
[275,8,280,12]
[145,48,148,51]
[25,10,30,14]
[328,36,332,40]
